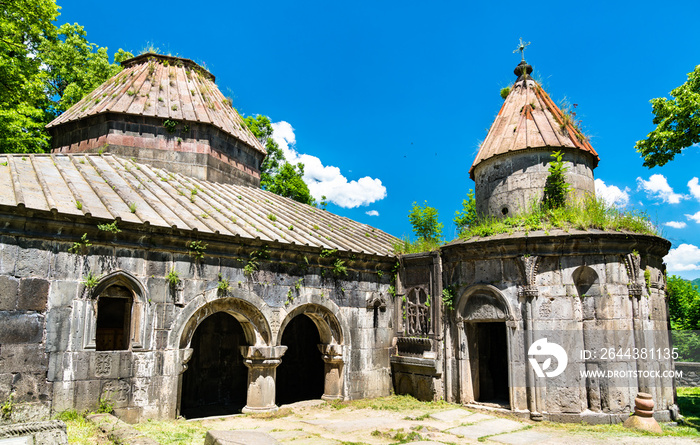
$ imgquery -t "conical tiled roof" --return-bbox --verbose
[469,62,599,179]
[46,53,265,155]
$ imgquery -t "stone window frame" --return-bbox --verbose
[83,270,149,351]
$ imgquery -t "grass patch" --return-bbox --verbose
[325,394,454,411]
[677,386,700,431]
[54,410,104,444]
[131,418,208,444]
[391,237,442,255]
[462,196,657,239]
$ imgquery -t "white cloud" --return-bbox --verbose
[686,211,700,224]
[636,174,686,204]
[665,221,687,229]
[366,210,379,216]
[595,179,630,207]
[665,244,700,272]
[271,121,387,208]
[688,177,700,201]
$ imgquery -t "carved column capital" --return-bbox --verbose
[318,344,344,364]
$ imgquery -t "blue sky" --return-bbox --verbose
[57,0,700,278]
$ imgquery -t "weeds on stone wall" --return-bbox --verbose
[166,269,181,287]
[69,233,92,254]
[187,240,207,261]
[217,274,231,295]
[81,271,101,290]
[242,245,270,277]
[1,393,14,420]
[441,286,456,310]
[391,237,441,255]
[97,220,121,233]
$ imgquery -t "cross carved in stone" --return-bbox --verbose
[513,38,531,62]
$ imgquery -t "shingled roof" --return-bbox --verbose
[0,153,396,256]
[46,53,265,155]
[469,62,599,179]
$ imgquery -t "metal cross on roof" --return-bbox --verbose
[513,38,531,62]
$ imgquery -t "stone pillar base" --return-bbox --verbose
[241,405,279,414]
[319,344,345,401]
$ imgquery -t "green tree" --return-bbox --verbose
[543,150,569,209]
[266,162,315,205]
[667,275,700,361]
[635,64,700,168]
[243,114,315,205]
[41,23,132,115]
[243,115,285,187]
[0,0,59,153]
[0,1,131,153]
[454,189,477,234]
[668,275,700,330]
[408,201,443,242]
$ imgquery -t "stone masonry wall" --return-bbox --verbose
[440,231,674,423]
[0,216,395,422]
[473,149,596,217]
[49,113,263,187]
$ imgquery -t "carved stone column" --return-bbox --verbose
[318,344,345,401]
[240,345,287,413]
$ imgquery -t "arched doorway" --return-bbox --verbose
[456,285,513,409]
[181,312,248,418]
[276,315,325,405]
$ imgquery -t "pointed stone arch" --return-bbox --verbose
[83,269,149,350]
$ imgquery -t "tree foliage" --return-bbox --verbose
[667,275,700,361]
[454,189,477,235]
[0,1,131,153]
[243,114,315,206]
[408,201,443,242]
[543,150,570,209]
[635,64,700,168]
[668,275,700,331]
[0,0,59,153]
[41,23,132,116]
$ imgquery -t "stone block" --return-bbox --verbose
[45,307,73,352]
[146,278,168,304]
[51,248,83,281]
[74,379,103,411]
[18,278,50,311]
[0,237,18,275]
[146,250,171,277]
[52,380,76,412]
[0,343,48,372]
[115,248,146,276]
[0,275,19,310]
[48,280,80,308]
[15,239,52,278]
[12,372,53,403]
[0,312,44,344]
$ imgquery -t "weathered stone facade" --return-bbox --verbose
[0,53,679,427]
[0,213,394,422]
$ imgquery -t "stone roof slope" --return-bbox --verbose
[469,64,599,179]
[0,153,396,256]
[45,53,265,155]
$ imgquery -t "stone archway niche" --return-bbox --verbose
[277,304,347,402]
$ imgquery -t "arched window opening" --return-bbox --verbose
[96,285,132,351]
[573,266,600,298]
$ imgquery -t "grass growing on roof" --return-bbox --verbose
[462,196,657,239]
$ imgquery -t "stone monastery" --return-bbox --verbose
[0,53,677,424]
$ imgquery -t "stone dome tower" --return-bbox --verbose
[46,53,266,187]
[470,60,600,217]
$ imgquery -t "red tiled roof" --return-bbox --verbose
[469,75,599,179]
[46,53,266,155]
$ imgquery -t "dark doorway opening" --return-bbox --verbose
[467,321,509,408]
[181,312,248,418]
[96,286,131,351]
[276,315,324,405]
